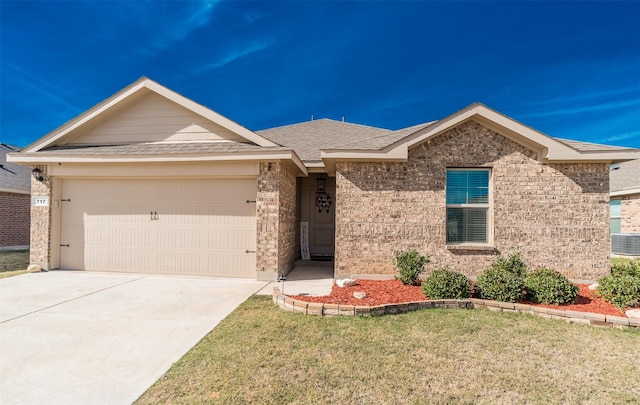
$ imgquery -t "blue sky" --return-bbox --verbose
[1,0,639,148]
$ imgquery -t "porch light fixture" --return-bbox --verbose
[32,167,44,182]
[315,175,332,213]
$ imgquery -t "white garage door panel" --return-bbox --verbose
[60,178,257,277]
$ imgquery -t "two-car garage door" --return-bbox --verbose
[59,178,257,278]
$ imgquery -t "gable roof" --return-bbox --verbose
[0,144,30,194]
[22,77,279,153]
[8,78,307,175]
[320,103,640,175]
[610,159,640,196]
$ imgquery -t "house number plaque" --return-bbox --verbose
[32,196,49,207]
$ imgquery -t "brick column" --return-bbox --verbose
[29,165,52,269]
[256,161,297,280]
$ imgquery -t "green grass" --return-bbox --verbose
[0,249,29,273]
[137,296,640,404]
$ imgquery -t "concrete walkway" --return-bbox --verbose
[257,260,334,297]
[0,271,267,405]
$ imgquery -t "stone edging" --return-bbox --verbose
[272,287,639,329]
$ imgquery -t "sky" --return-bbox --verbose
[1,0,639,148]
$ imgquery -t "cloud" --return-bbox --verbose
[193,38,274,73]
[604,130,640,143]
[520,99,640,119]
[2,62,82,112]
[133,0,219,55]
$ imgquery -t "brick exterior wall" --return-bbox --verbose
[29,166,52,268]
[0,191,30,247]
[621,193,640,233]
[335,121,610,280]
[256,161,298,279]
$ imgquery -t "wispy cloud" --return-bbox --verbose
[520,99,640,118]
[193,38,274,73]
[2,62,82,112]
[604,130,640,143]
[134,0,219,55]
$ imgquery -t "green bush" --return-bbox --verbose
[524,268,578,305]
[421,268,472,299]
[475,252,527,302]
[393,249,429,285]
[597,274,640,312]
[492,251,528,278]
[610,260,640,278]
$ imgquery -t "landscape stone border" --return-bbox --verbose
[272,287,639,329]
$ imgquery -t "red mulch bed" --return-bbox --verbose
[288,280,637,317]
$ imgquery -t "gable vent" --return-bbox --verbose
[612,234,640,256]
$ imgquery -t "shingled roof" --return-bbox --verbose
[40,142,287,156]
[0,144,30,193]
[610,159,640,194]
[257,118,392,162]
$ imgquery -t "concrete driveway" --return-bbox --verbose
[0,271,266,405]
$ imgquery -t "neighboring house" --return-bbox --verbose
[610,159,640,256]
[7,78,639,280]
[0,143,31,248]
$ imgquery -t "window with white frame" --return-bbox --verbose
[446,169,490,244]
[610,199,621,233]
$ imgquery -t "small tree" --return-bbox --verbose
[393,249,430,285]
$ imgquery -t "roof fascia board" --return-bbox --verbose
[611,188,640,197]
[8,150,307,176]
[23,78,277,153]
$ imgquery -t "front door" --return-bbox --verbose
[308,186,335,257]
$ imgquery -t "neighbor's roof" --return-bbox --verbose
[610,159,640,195]
[0,144,30,193]
[257,118,392,162]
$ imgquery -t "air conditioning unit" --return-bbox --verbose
[612,233,640,256]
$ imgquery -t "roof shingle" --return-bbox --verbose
[0,144,30,192]
[257,118,392,161]
[610,159,640,193]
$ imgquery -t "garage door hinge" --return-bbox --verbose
[245,250,256,254]
[60,244,70,247]
[246,200,256,203]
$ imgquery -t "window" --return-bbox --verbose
[610,199,621,234]
[446,169,490,243]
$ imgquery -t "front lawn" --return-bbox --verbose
[137,296,640,404]
[0,249,29,272]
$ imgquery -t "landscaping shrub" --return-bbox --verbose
[524,267,578,305]
[610,260,640,278]
[421,268,472,299]
[597,273,640,312]
[393,249,429,285]
[475,252,527,302]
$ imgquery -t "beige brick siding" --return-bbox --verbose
[256,161,298,278]
[29,166,52,268]
[621,193,640,233]
[335,121,610,280]
[0,191,30,247]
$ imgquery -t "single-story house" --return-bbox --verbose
[0,143,31,249]
[8,77,640,280]
[610,159,640,256]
